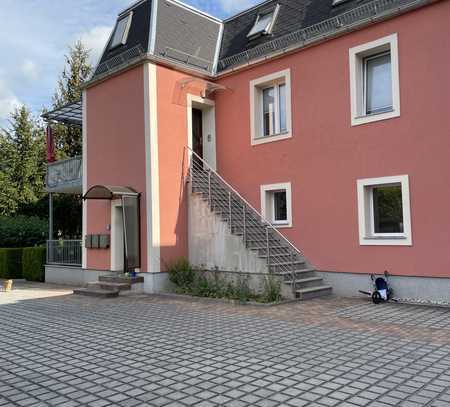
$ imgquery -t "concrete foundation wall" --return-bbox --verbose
[188,194,268,274]
[143,272,172,294]
[319,271,450,303]
[45,265,116,287]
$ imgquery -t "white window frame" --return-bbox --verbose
[357,175,412,246]
[250,69,292,146]
[110,12,133,49]
[349,33,400,126]
[260,182,292,228]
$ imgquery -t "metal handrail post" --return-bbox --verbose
[228,191,232,228]
[208,171,212,207]
[243,205,247,247]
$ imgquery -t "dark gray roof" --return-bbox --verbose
[94,0,151,77]
[153,0,221,72]
[89,0,427,81]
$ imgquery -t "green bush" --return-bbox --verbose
[0,248,23,279]
[0,216,47,248]
[22,247,46,282]
[168,258,195,289]
[262,275,282,303]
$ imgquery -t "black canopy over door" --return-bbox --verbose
[83,185,141,272]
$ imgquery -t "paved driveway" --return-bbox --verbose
[0,282,449,407]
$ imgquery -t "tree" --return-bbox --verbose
[52,41,92,158]
[0,106,46,216]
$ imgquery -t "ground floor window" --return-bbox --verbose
[261,182,292,227]
[357,175,412,246]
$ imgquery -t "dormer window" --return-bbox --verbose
[110,12,133,49]
[247,5,280,39]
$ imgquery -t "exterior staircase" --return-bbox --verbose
[73,275,144,298]
[189,149,332,301]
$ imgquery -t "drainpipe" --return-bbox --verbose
[49,193,54,241]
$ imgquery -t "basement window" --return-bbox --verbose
[357,175,412,246]
[261,182,292,228]
[247,5,280,39]
[110,12,133,49]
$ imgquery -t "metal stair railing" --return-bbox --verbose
[186,147,304,296]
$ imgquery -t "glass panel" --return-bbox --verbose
[365,53,392,114]
[110,16,129,48]
[263,87,275,137]
[122,195,141,270]
[248,12,273,37]
[273,191,287,222]
[372,185,403,234]
[278,84,287,132]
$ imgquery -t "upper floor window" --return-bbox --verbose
[250,69,292,146]
[247,5,280,39]
[262,83,286,137]
[349,33,400,126]
[110,12,133,49]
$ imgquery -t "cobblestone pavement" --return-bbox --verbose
[0,283,449,407]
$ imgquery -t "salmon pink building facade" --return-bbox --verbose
[44,0,450,301]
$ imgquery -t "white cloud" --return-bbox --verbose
[21,60,39,81]
[0,79,21,124]
[78,25,113,66]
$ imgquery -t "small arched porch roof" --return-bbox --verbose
[82,185,139,200]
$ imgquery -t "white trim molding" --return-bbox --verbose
[144,63,161,273]
[250,69,292,146]
[186,94,217,170]
[357,175,412,246]
[349,33,400,126]
[260,182,293,228]
[81,90,87,269]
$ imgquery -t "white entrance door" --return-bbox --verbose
[110,201,124,271]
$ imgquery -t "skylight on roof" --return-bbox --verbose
[110,12,133,49]
[247,5,280,39]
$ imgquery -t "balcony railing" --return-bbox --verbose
[46,156,82,193]
[47,240,82,266]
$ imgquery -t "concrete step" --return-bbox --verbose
[98,275,144,284]
[286,276,324,289]
[296,285,333,300]
[277,268,316,279]
[73,288,119,298]
[87,282,131,292]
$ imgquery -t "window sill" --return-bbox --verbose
[351,108,400,127]
[252,131,292,146]
[272,222,292,229]
[360,235,412,246]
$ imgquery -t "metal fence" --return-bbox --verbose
[47,240,82,266]
[46,156,82,190]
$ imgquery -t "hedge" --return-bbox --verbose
[0,248,23,279]
[0,216,47,248]
[22,247,46,282]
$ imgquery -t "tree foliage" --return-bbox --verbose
[0,106,46,216]
[52,41,92,158]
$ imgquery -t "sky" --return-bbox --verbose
[0,0,260,127]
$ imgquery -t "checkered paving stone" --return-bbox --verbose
[0,293,449,407]
[336,303,450,330]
